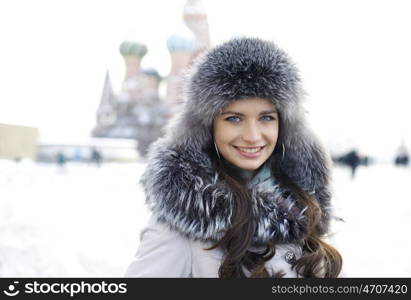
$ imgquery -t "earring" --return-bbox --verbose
[282,143,286,160]
[214,142,221,160]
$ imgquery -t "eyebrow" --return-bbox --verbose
[221,109,278,116]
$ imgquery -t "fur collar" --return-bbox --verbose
[141,139,332,247]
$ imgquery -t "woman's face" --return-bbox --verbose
[213,97,279,171]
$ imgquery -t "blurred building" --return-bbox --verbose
[92,0,210,157]
[92,42,168,156]
[0,123,39,160]
[183,0,210,56]
[166,0,210,105]
[165,27,196,105]
[37,137,138,163]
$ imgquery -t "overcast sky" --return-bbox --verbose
[0,0,410,161]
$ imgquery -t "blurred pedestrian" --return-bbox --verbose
[345,149,361,179]
[73,148,82,162]
[91,148,103,167]
[56,151,67,172]
[394,144,409,167]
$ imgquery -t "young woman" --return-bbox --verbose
[125,37,342,278]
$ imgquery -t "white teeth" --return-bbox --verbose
[238,147,262,153]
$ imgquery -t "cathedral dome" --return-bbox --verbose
[143,68,161,81]
[119,40,148,57]
[166,32,195,53]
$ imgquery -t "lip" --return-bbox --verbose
[233,145,265,158]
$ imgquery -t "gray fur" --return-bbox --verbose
[141,37,333,247]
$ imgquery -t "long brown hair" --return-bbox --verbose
[207,141,342,278]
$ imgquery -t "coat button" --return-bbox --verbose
[284,250,296,264]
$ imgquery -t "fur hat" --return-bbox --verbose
[166,37,329,193]
[141,37,332,245]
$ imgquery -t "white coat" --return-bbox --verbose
[125,215,303,278]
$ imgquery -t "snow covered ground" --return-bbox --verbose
[330,163,411,277]
[0,159,410,277]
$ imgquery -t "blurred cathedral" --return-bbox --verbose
[92,0,210,157]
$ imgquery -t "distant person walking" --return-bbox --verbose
[73,148,82,162]
[91,148,103,167]
[395,151,409,167]
[345,149,361,179]
[56,151,67,172]
[394,144,409,167]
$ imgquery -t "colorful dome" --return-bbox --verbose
[143,68,161,81]
[166,32,195,53]
[119,40,148,57]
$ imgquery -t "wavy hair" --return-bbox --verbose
[207,118,342,278]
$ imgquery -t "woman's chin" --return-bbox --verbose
[232,160,264,171]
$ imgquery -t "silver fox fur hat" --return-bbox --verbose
[141,37,332,247]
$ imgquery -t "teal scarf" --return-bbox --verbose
[222,160,276,190]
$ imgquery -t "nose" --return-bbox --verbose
[242,122,262,143]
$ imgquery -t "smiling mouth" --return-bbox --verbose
[234,146,264,153]
[233,146,265,154]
